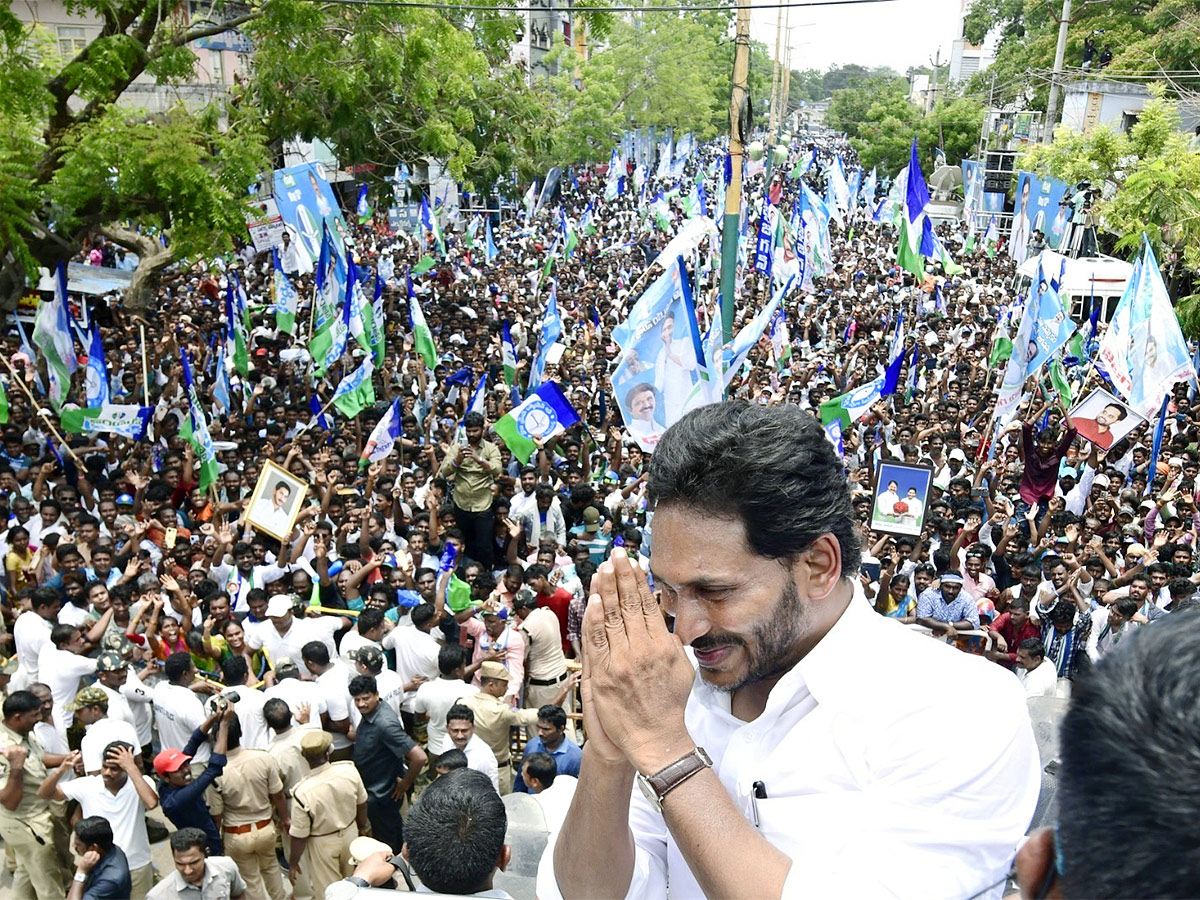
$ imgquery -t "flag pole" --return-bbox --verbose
[138,322,149,406]
[719,0,752,345]
[294,395,338,437]
[0,355,81,464]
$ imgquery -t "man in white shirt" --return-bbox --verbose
[246,594,348,678]
[300,641,354,757]
[43,741,161,898]
[349,645,408,717]
[412,644,478,757]
[152,652,212,769]
[446,704,500,792]
[522,751,577,833]
[93,651,138,729]
[37,624,99,736]
[541,404,1039,900]
[338,608,387,670]
[1015,638,1059,698]
[218,655,271,751]
[70,686,140,774]
[383,603,441,722]
[11,591,59,690]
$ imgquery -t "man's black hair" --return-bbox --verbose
[263,698,292,731]
[404,769,507,895]
[165,651,193,684]
[446,703,474,726]
[463,411,485,429]
[301,640,330,667]
[1057,612,1200,896]
[30,588,59,611]
[2,691,40,718]
[411,603,437,629]
[50,623,76,648]
[434,748,468,771]
[1018,637,1044,659]
[647,402,861,575]
[169,827,208,855]
[523,751,557,788]
[438,643,467,676]
[348,674,377,697]
[358,608,385,633]
[74,816,115,852]
[537,704,567,731]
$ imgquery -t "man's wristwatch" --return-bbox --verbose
[636,746,712,813]
[73,872,88,883]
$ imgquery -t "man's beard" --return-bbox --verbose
[694,578,808,694]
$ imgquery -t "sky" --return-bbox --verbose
[748,0,966,77]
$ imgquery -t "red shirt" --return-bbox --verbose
[538,588,573,656]
[989,611,1040,668]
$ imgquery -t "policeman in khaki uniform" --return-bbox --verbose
[464,662,542,794]
[289,730,370,900]
[0,690,69,899]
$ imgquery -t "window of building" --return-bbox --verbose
[210,49,224,83]
[57,25,87,58]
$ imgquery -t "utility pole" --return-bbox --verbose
[926,47,941,116]
[1043,0,1072,143]
[767,3,783,139]
[720,0,752,345]
[779,6,791,137]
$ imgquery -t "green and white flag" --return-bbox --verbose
[407,275,436,369]
[984,215,999,259]
[0,379,8,425]
[332,356,375,419]
[34,263,79,412]
[411,255,436,277]
[179,347,219,491]
[225,280,249,378]
[271,249,299,334]
[421,198,446,257]
[502,320,518,387]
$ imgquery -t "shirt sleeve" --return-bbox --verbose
[916,589,934,619]
[504,631,527,696]
[963,600,980,628]
[382,715,417,762]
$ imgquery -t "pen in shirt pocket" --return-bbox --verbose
[750,780,768,827]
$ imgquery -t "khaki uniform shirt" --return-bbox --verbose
[0,722,51,827]
[289,761,367,839]
[206,746,282,826]
[268,727,313,796]
[465,691,538,765]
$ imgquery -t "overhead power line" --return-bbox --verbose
[298,0,898,12]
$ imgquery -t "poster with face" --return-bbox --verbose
[871,461,934,538]
[246,461,308,541]
[1069,388,1145,451]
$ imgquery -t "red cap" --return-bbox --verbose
[153,748,192,776]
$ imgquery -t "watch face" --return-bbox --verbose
[636,772,663,812]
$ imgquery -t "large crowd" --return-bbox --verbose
[0,129,1194,899]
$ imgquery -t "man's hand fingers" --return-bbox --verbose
[593,560,630,652]
[611,552,652,640]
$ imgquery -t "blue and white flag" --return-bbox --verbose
[308,394,332,431]
[1146,394,1171,496]
[213,340,232,414]
[605,149,625,201]
[362,398,403,462]
[356,184,371,221]
[180,346,219,490]
[753,194,776,276]
[880,310,906,397]
[528,287,562,394]
[897,138,935,275]
[60,404,153,441]
[862,167,877,207]
[485,217,499,264]
[723,275,794,386]
[85,324,109,408]
[466,372,489,417]
[35,263,79,412]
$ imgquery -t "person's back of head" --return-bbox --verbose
[1018,611,1200,896]
[523,751,557,791]
[221,654,249,687]
[438,643,467,677]
[263,698,292,732]
[404,769,508,895]
[164,651,193,684]
[75,815,115,854]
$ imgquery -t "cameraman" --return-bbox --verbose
[327,769,512,899]
[154,700,235,854]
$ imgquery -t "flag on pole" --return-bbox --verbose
[984,216,999,258]
[179,347,219,491]
[35,263,79,412]
[523,181,538,223]
[494,382,580,464]
[0,379,7,424]
[225,279,249,377]
[369,270,385,366]
[61,404,153,441]
[421,197,445,257]
[528,286,562,394]
[332,356,376,419]
[213,339,232,414]
[271,249,299,334]
[1145,393,1170,495]
[85,323,109,409]
[466,372,488,417]
[897,137,935,276]
[880,309,906,396]
[312,225,339,333]
[560,208,578,260]
[356,184,372,223]
[361,398,403,463]
[501,321,518,387]
[408,273,436,369]
[308,394,332,432]
[485,218,499,263]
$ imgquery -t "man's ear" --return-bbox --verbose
[1015,827,1061,899]
[400,843,410,863]
[496,843,511,873]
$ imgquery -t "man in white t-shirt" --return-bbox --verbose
[263,658,328,723]
[152,652,213,770]
[246,594,348,678]
[300,641,354,758]
[412,644,478,757]
[69,686,140,774]
[218,655,271,751]
[42,741,160,898]
[37,624,99,736]
[338,607,387,670]
[1016,638,1058,698]
[383,603,441,721]
[12,592,59,690]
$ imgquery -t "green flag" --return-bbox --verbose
[331,357,375,419]
[1049,358,1072,406]
[411,255,436,277]
[409,289,436,369]
[0,380,8,425]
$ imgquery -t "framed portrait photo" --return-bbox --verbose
[1069,387,1145,451]
[245,460,308,541]
[871,460,934,539]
